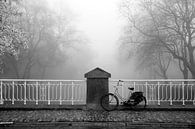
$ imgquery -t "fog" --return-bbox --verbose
[39,0,181,79]
[47,0,138,79]
[1,0,188,80]
[30,0,131,79]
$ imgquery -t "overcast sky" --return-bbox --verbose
[47,0,138,78]
[66,0,125,67]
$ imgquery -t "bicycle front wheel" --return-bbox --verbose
[100,93,119,111]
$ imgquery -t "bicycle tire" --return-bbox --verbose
[131,96,147,109]
[100,93,119,111]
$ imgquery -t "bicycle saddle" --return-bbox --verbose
[128,87,134,90]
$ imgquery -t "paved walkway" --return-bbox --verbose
[0,110,194,129]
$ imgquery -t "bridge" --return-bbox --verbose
[0,68,195,128]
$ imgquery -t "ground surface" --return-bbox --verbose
[0,102,195,129]
[0,109,195,129]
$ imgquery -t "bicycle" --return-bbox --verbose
[100,80,147,111]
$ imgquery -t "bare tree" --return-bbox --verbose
[1,0,80,79]
[137,41,172,79]
[120,0,195,78]
[119,20,172,79]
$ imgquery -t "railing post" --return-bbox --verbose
[170,82,173,106]
[0,81,3,104]
[151,84,154,103]
[193,90,195,105]
[133,82,136,90]
[157,81,160,106]
[48,82,50,105]
[193,84,195,105]
[191,85,193,102]
[12,81,14,104]
[145,82,148,105]
[182,81,185,106]
[4,83,7,101]
[8,84,10,101]
[71,81,74,105]
[59,82,62,105]
[24,81,26,105]
[36,81,38,105]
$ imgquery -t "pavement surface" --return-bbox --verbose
[0,109,195,129]
[0,103,195,129]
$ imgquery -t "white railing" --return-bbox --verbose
[109,79,195,106]
[0,79,86,105]
[1,79,195,106]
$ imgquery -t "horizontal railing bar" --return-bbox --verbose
[110,79,195,82]
[2,100,85,101]
[0,79,85,82]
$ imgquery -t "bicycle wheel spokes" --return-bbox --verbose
[100,93,119,111]
[132,96,147,109]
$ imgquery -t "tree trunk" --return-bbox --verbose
[40,66,46,79]
[162,70,168,79]
[192,71,195,79]
[23,63,32,79]
[187,65,195,79]
[183,64,188,79]
[11,60,20,78]
[7,54,20,78]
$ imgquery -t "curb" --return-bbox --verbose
[0,122,195,128]
[0,106,194,111]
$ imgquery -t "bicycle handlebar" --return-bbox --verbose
[119,80,124,82]
[117,80,124,86]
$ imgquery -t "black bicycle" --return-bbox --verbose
[100,80,147,111]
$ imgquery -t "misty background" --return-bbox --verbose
[1,0,195,79]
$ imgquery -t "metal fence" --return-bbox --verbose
[109,79,195,106]
[1,79,195,106]
[0,79,86,105]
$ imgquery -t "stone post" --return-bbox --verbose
[84,67,111,110]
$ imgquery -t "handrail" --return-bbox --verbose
[0,79,85,82]
[110,79,195,82]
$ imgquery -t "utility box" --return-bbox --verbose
[84,67,111,110]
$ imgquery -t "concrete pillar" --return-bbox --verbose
[84,67,111,110]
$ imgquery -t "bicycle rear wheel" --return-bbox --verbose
[131,96,147,109]
[100,93,119,111]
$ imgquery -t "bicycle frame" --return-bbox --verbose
[112,83,132,103]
